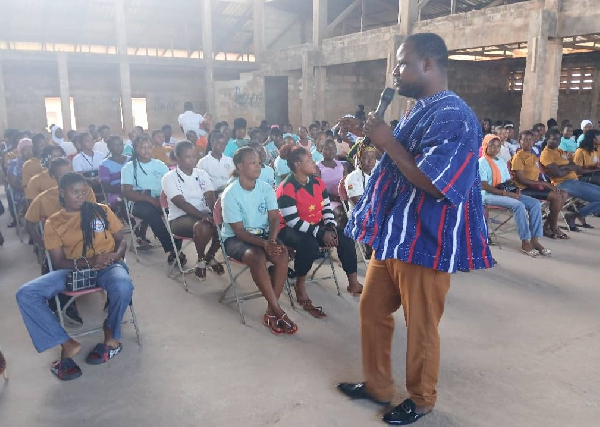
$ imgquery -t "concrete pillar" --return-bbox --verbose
[399,0,419,36]
[301,51,315,126]
[115,0,134,133]
[384,36,410,123]
[202,0,215,114]
[519,9,561,130]
[315,66,326,121]
[253,0,265,62]
[0,55,8,134]
[590,69,600,125]
[313,0,328,47]
[57,52,72,131]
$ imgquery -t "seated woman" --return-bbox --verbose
[22,133,48,191]
[573,129,600,185]
[121,134,183,265]
[99,135,129,215]
[479,134,550,257]
[540,129,600,230]
[317,138,347,225]
[511,130,570,240]
[16,172,134,381]
[273,136,295,186]
[344,142,377,211]
[162,140,224,280]
[248,142,276,189]
[221,147,296,334]
[72,132,105,200]
[7,137,34,218]
[26,145,67,202]
[277,146,362,318]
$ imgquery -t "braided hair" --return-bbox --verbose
[279,145,309,173]
[131,133,151,186]
[59,172,109,257]
[40,145,66,169]
[355,138,376,188]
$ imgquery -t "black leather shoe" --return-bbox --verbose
[336,382,390,405]
[382,399,430,425]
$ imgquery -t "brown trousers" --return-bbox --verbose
[360,258,450,408]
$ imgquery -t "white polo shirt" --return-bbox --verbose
[161,166,215,221]
[196,152,234,191]
[72,151,105,172]
[345,169,372,210]
[178,111,206,137]
[94,140,109,156]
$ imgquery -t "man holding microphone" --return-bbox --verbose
[337,33,493,425]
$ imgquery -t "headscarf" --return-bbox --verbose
[17,138,33,156]
[481,134,502,187]
[581,120,593,130]
[50,125,64,144]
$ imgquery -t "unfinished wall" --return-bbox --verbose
[448,59,523,127]
[214,72,265,127]
[265,6,309,51]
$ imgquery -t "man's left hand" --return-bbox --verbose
[364,113,394,152]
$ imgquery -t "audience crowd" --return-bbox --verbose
[2,102,600,380]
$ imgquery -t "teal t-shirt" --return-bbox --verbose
[220,180,278,240]
[577,134,585,145]
[224,138,249,158]
[258,164,276,188]
[265,141,279,162]
[123,143,133,156]
[559,137,578,153]
[478,156,511,198]
[121,158,169,198]
[273,156,290,186]
[311,149,324,163]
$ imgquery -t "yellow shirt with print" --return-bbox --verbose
[26,186,96,223]
[511,150,541,189]
[44,203,121,259]
[539,147,578,185]
[151,145,174,166]
[22,158,44,188]
[573,148,599,169]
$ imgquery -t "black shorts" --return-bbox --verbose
[520,188,550,200]
[224,236,267,262]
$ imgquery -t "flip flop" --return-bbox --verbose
[521,249,540,258]
[85,343,122,365]
[50,358,82,381]
[298,299,327,319]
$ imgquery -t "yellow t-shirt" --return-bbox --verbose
[44,203,122,259]
[26,186,96,223]
[22,158,43,188]
[152,145,174,166]
[510,150,541,189]
[26,170,58,200]
[572,148,599,168]
[539,147,578,185]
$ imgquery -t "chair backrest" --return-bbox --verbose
[159,191,168,209]
[213,198,223,226]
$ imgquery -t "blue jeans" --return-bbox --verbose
[16,262,134,353]
[557,180,600,217]
[484,193,543,241]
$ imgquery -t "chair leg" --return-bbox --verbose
[284,279,295,309]
[327,253,342,296]
[54,295,66,329]
[220,252,246,324]
[126,212,140,262]
[129,303,141,346]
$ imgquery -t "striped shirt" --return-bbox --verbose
[346,90,493,273]
[276,174,336,238]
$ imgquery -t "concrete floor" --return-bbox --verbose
[1,197,599,427]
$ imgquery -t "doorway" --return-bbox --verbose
[265,76,288,126]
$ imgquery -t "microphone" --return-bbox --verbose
[364,88,395,145]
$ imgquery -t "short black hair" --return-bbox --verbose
[99,125,110,132]
[151,129,163,138]
[309,123,319,130]
[404,33,448,70]
[162,124,172,132]
[533,123,545,132]
[184,101,193,111]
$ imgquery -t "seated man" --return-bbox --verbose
[16,172,134,381]
[540,129,600,230]
[72,132,105,200]
[479,135,550,257]
[221,146,295,334]
[197,132,234,194]
[99,135,129,215]
[162,140,224,280]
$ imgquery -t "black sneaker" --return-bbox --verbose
[64,304,83,325]
[382,399,430,425]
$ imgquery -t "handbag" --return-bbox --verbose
[65,256,98,292]
[496,182,519,193]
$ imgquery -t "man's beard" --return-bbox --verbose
[395,83,420,99]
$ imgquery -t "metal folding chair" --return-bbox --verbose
[484,205,515,249]
[213,198,294,324]
[45,248,141,345]
[122,197,160,262]
[337,178,369,267]
[6,185,24,243]
[159,191,194,291]
[0,343,7,380]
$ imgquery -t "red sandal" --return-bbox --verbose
[263,313,284,335]
[277,313,298,335]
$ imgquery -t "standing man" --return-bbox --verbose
[337,33,493,425]
[178,101,206,139]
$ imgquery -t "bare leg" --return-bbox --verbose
[60,339,81,359]
[243,247,286,318]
